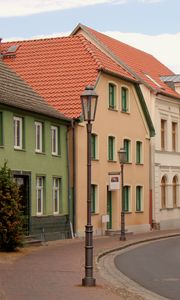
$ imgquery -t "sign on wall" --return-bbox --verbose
[108,172,120,191]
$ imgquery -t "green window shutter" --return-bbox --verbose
[124,139,129,162]
[0,112,3,146]
[91,134,96,159]
[109,84,115,109]
[123,186,129,212]
[91,184,96,213]
[122,87,127,112]
[136,186,142,211]
[108,136,114,160]
[136,141,142,164]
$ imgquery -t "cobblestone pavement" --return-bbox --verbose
[0,229,180,300]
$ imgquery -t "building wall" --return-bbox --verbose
[74,73,151,236]
[0,105,70,238]
[153,95,180,229]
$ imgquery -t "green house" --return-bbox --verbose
[0,59,71,240]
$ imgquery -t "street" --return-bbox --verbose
[114,236,180,300]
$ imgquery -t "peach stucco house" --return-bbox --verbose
[1,30,154,236]
[72,24,180,231]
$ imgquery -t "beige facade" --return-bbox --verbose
[73,73,151,236]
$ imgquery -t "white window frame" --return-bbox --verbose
[36,176,44,216]
[51,126,58,155]
[91,184,99,214]
[53,177,60,215]
[14,116,23,150]
[35,121,43,153]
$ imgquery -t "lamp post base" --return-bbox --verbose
[120,235,126,241]
[82,277,96,287]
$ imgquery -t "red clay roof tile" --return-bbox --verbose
[77,25,180,100]
[2,34,135,118]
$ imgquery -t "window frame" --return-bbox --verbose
[161,175,167,209]
[36,176,44,216]
[172,176,178,208]
[136,141,143,164]
[108,136,115,161]
[51,125,59,156]
[124,139,131,163]
[35,121,43,153]
[91,184,98,214]
[52,177,61,215]
[121,86,129,113]
[91,133,97,160]
[136,186,143,212]
[172,122,177,152]
[13,116,23,150]
[109,83,116,110]
[161,119,166,151]
[123,185,130,212]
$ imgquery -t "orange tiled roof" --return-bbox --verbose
[73,24,180,100]
[1,35,135,118]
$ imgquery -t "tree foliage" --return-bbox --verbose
[0,162,24,251]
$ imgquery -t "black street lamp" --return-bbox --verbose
[81,85,98,287]
[118,148,126,241]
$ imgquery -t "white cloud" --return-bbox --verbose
[0,0,127,17]
[104,31,180,74]
[0,0,165,17]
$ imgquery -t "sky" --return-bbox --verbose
[0,0,180,73]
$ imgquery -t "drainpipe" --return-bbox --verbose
[72,119,77,235]
[66,125,72,236]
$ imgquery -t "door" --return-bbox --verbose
[107,189,112,230]
[14,175,30,235]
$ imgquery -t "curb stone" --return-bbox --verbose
[96,233,180,300]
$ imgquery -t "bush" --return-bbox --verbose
[0,162,24,251]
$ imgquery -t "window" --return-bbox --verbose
[53,177,61,214]
[109,83,116,109]
[121,87,129,112]
[36,176,44,215]
[51,126,59,155]
[0,112,3,146]
[136,186,143,212]
[172,176,178,208]
[161,119,166,150]
[91,184,98,214]
[124,139,131,163]
[91,133,97,160]
[161,176,167,209]
[35,122,43,152]
[13,116,23,149]
[136,141,142,164]
[108,136,115,161]
[172,122,177,152]
[123,186,130,212]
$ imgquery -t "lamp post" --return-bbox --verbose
[118,148,126,241]
[81,85,98,287]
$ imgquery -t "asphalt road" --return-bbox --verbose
[114,236,180,300]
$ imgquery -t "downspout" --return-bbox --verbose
[66,124,73,236]
[72,119,77,235]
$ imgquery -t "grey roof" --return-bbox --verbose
[161,75,180,83]
[0,59,70,122]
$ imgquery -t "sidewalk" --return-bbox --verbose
[0,229,180,300]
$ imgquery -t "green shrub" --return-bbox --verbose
[0,162,24,251]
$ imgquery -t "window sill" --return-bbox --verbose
[124,211,132,214]
[92,212,99,216]
[135,211,144,213]
[136,163,144,166]
[108,107,118,112]
[108,159,117,163]
[0,145,4,148]
[121,110,130,114]
[35,151,46,155]
[91,158,99,161]
[52,154,61,158]
[14,148,26,152]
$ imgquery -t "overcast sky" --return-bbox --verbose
[0,0,180,73]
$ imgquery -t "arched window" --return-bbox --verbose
[173,176,178,208]
[161,176,167,209]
